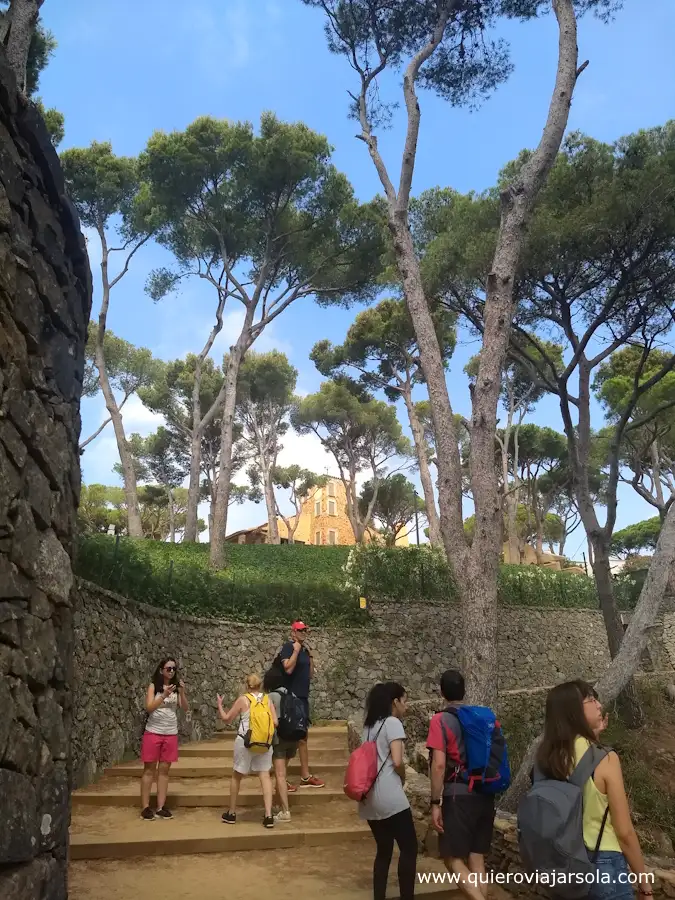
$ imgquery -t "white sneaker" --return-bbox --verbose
[274,809,291,823]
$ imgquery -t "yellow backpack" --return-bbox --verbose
[243,693,274,754]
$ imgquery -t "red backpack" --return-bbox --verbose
[343,722,389,801]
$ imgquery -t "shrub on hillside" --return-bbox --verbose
[345,544,602,608]
[75,535,363,624]
[344,543,454,602]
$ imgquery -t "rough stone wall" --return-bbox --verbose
[71,580,674,788]
[0,56,91,900]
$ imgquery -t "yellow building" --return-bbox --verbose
[226,477,409,547]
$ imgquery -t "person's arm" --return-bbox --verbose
[145,683,173,713]
[390,737,405,784]
[217,694,246,725]
[426,715,446,834]
[281,642,301,675]
[270,701,278,728]
[601,753,651,891]
[308,649,315,680]
[178,679,188,712]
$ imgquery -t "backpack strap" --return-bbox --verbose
[363,720,392,800]
[439,710,464,782]
[568,745,609,788]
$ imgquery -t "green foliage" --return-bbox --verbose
[83,323,164,401]
[463,505,563,547]
[75,536,362,625]
[140,113,385,309]
[311,297,455,403]
[78,484,203,542]
[359,474,424,546]
[61,141,150,233]
[611,517,662,557]
[292,380,412,477]
[496,565,598,608]
[343,544,604,608]
[33,100,64,147]
[344,543,453,602]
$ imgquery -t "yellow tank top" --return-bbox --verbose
[573,737,621,853]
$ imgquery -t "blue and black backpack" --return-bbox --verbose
[442,705,511,794]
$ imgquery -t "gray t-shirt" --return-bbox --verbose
[358,716,410,822]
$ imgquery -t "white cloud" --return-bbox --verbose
[184,0,252,78]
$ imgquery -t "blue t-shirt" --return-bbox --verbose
[279,641,311,699]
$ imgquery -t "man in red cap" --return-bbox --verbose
[279,621,325,788]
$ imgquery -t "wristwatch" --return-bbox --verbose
[430,799,442,806]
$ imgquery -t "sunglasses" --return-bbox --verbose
[295,628,307,634]
[164,666,176,672]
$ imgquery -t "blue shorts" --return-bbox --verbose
[587,851,634,900]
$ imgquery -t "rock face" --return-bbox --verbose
[0,52,91,900]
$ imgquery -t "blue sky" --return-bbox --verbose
[40,0,675,548]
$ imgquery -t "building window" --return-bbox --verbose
[314,530,321,546]
[314,498,321,516]
[328,498,337,516]
[328,481,336,497]
[328,529,338,545]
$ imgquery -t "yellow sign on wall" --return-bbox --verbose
[359,597,367,609]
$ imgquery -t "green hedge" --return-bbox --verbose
[75,535,363,625]
[346,544,608,609]
[77,535,642,621]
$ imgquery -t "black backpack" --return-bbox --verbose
[277,690,308,742]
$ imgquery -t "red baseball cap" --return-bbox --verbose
[292,620,308,630]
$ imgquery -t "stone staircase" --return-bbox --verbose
[69,723,459,899]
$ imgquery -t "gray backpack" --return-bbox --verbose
[517,745,610,899]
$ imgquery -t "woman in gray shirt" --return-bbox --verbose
[360,681,416,900]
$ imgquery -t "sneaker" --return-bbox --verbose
[221,811,236,825]
[274,810,291,823]
[263,816,275,829]
[140,807,155,820]
[286,781,297,793]
[299,775,325,788]
[155,807,173,819]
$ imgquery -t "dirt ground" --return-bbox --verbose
[69,846,455,900]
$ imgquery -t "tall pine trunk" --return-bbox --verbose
[209,347,247,568]
[167,487,176,543]
[262,463,279,544]
[184,427,203,543]
[95,233,143,537]
[403,390,441,546]
[357,0,582,704]
[591,537,644,727]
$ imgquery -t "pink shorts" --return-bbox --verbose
[141,732,179,764]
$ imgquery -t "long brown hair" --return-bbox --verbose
[536,680,600,780]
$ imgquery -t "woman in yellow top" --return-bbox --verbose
[537,680,652,900]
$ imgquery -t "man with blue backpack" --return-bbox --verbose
[426,670,511,900]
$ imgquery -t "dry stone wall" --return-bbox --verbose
[71,579,675,788]
[0,54,91,900]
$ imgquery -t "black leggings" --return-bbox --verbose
[367,807,418,900]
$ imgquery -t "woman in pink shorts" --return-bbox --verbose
[140,657,188,820]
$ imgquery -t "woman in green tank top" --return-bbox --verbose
[537,680,652,900]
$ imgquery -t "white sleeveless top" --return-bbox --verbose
[146,688,178,736]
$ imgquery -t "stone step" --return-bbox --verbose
[181,740,348,759]
[105,757,346,779]
[214,723,349,741]
[73,775,348,808]
[70,849,461,898]
[69,803,369,861]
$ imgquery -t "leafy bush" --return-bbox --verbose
[497,564,598,608]
[345,544,601,608]
[75,535,363,625]
[344,543,455,602]
[78,534,646,619]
